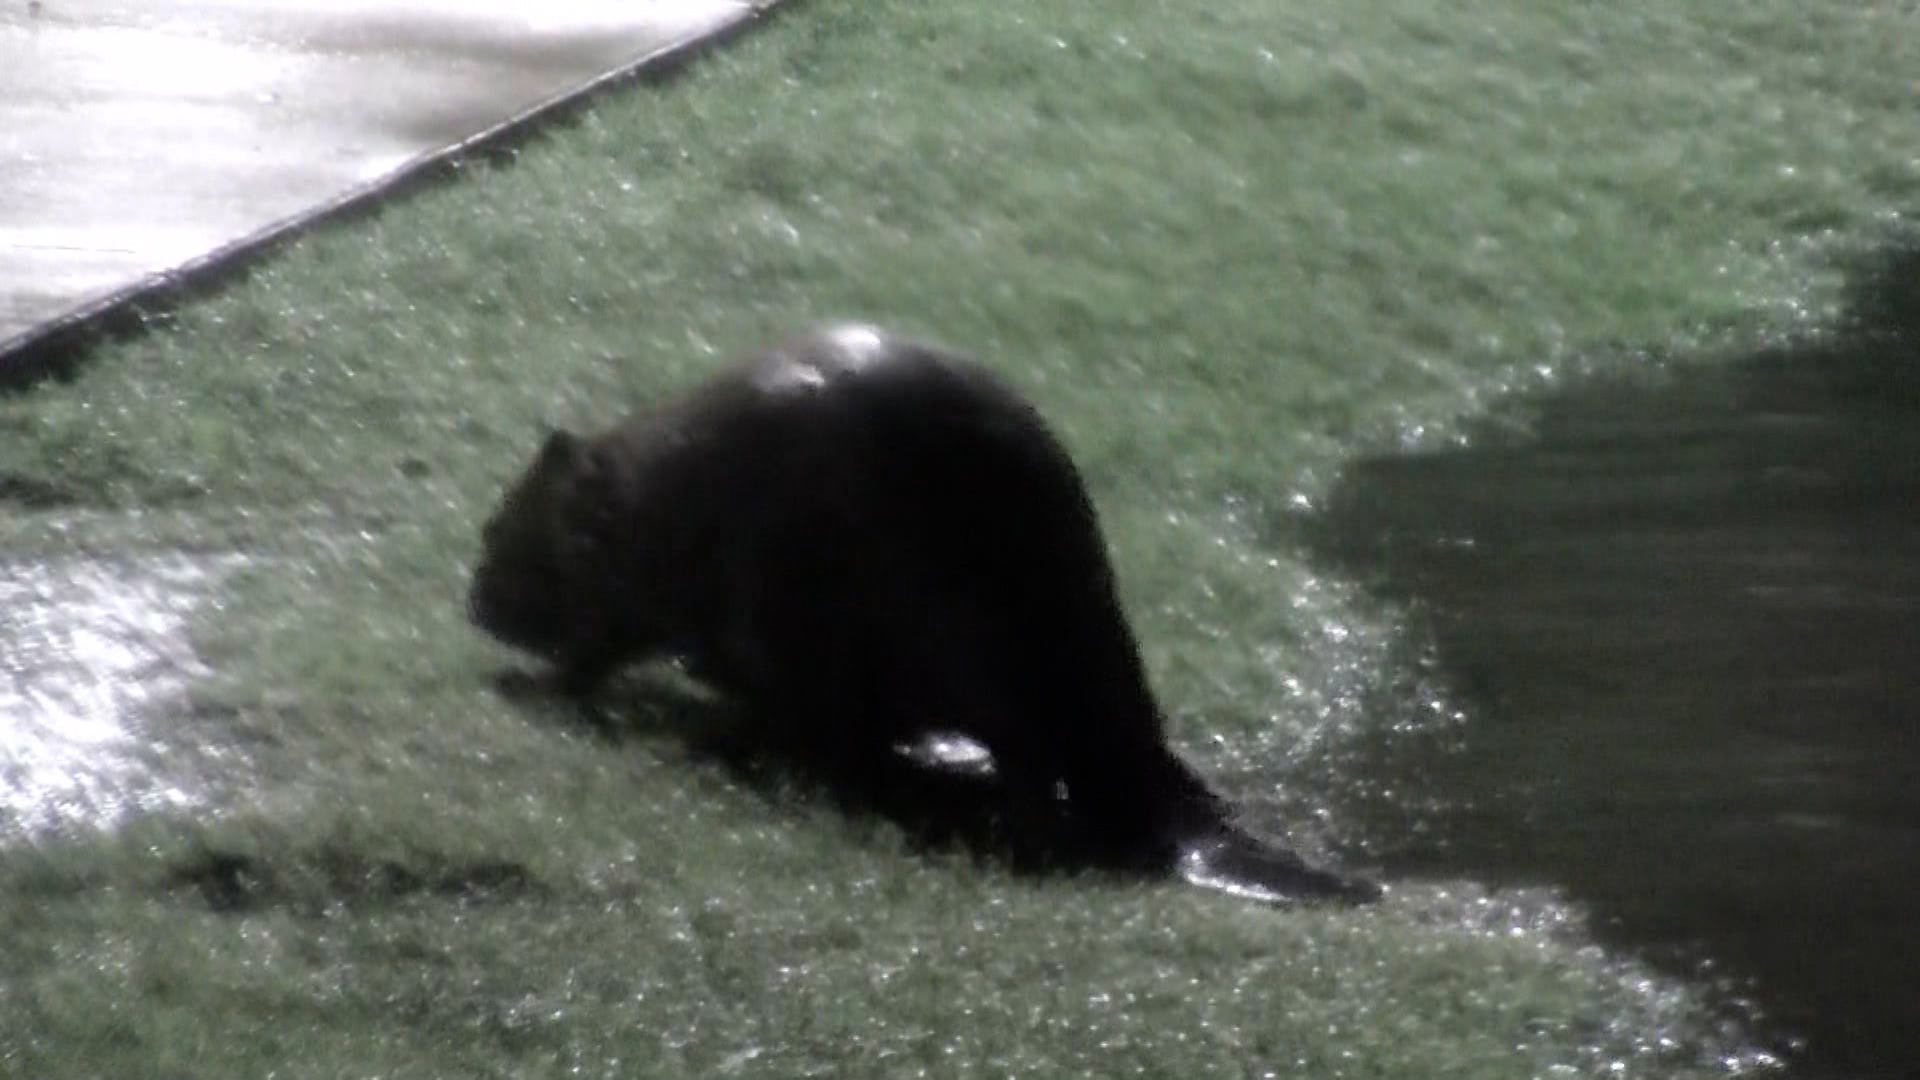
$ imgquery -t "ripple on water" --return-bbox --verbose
[0,553,240,838]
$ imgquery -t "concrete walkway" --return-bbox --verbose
[0,0,775,385]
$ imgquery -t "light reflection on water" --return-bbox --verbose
[0,554,234,837]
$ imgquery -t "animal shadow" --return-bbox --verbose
[490,664,1120,877]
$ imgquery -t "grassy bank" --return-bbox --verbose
[3,0,1916,1075]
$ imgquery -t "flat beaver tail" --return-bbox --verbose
[1177,826,1385,906]
[1093,746,1384,905]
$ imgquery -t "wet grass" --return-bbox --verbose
[2,0,1918,1076]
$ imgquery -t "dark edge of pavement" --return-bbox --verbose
[0,0,790,394]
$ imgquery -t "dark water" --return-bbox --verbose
[1301,244,1920,1080]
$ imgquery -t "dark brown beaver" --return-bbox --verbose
[470,323,1380,904]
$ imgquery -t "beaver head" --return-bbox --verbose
[468,428,620,662]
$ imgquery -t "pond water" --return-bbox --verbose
[1299,245,1920,1079]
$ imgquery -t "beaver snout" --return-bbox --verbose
[467,567,567,655]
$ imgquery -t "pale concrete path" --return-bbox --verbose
[0,0,773,382]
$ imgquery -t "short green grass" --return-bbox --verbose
[3,0,1917,1075]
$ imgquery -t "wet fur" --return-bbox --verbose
[471,324,1380,904]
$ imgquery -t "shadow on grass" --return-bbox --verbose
[165,843,547,915]
[161,662,1032,919]
[490,659,1389,910]
[491,665,1101,878]
[1296,240,1920,1079]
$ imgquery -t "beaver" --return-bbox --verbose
[470,323,1381,905]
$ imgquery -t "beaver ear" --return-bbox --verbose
[538,428,584,470]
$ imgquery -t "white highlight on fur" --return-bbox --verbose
[754,323,893,395]
[822,322,890,369]
[753,355,829,394]
[891,731,997,778]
